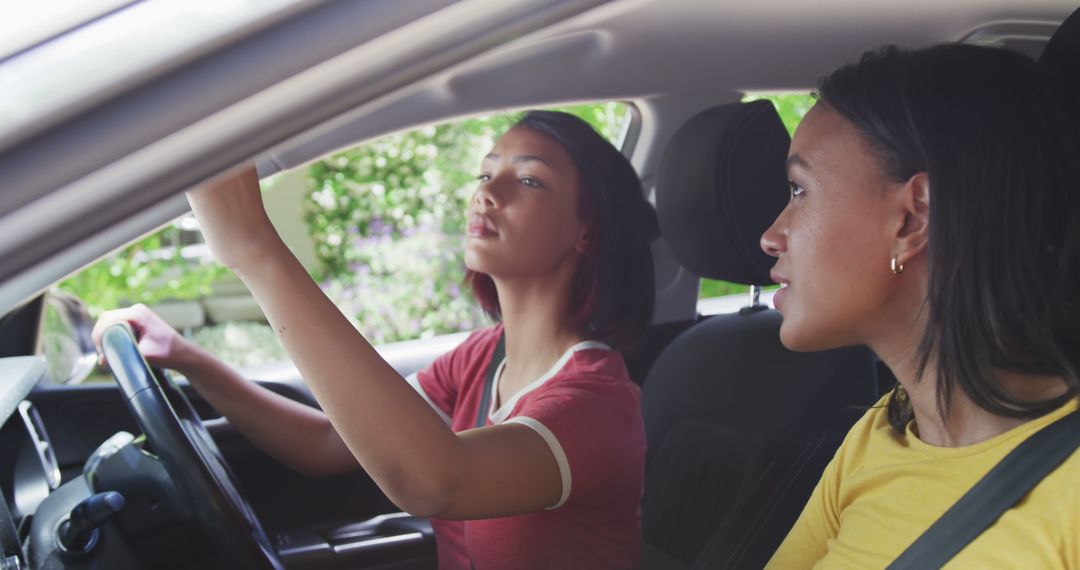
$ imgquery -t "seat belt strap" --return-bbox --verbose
[474,333,506,429]
[887,407,1080,569]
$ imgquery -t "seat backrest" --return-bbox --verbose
[1039,5,1080,138]
[642,101,879,569]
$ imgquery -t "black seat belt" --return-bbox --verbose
[468,334,505,570]
[474,334,506,429]
[887,407,1080,569]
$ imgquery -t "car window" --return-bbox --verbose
[60,102,632,379]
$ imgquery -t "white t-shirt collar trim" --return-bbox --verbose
[488,340,610,424]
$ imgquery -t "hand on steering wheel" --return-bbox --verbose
[100,323,283,570]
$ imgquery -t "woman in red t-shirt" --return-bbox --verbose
[93,111,657,569]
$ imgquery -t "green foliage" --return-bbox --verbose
[58,223,226,317]
[699,93,815,298]
[191,321,287,369]
[699,279,749,298]
[306,102,629,343]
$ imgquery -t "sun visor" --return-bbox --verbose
[656,100,791,286]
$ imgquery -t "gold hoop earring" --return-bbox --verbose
[891,256,904,275]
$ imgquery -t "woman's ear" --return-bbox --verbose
[575,226,591,255]
[893,172,930,264]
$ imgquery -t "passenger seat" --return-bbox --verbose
[642,101,879,569]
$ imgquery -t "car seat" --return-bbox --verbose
[641,100,880,569]
[1039,6,1080,137]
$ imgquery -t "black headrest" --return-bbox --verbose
[1040,6,1080,135]
[656,101,790,286]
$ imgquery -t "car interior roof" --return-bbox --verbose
[261,0,1074,176]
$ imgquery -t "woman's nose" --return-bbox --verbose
[760,212,786,258]
[472,178,502,210]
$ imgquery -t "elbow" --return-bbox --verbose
[290,461,338,478]
[391,487,452,519]
[383,475,455,519]
[397,498,446,519]
[379,445,465,518]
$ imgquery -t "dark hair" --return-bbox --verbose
[817,44,1080,431]
[465,110,659,350]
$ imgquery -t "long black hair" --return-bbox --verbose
[818,44,1080,431]
[466,110,659,351]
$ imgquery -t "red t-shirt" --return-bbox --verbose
[404,325,645,569]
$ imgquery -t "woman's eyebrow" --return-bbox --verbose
[483,153,550,165]
[786,154,810,171]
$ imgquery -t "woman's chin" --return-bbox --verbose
[778,327,804,352]
[778,319,818,353]
[463,249,501,276]
[779,320,850,353]
[463,248,485,272]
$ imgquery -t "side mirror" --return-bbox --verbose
[40,290,97,384]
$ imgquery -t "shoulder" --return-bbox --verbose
[1062,439,1080,526]
[1056,437,1080,501]
[829,392,900,474]
[521,347,640,424]
[1039,401,1080,521]
[554,345,637,397]
[1000,401,1080,563]
[505,346,644,502]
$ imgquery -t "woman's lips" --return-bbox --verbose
[467,216,498,238]
[773,283,789,311]
[770,272,790,311]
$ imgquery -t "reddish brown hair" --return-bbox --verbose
[465,110,657,350]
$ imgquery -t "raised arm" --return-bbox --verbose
[185,166,563,519]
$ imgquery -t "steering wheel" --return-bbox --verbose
[100,324,283,570]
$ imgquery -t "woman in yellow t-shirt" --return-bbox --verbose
[760,44,1080,568]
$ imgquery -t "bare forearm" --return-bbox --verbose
[231,241,465,514]
[174,341,358,477]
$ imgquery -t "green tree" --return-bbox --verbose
[58,222,225,317]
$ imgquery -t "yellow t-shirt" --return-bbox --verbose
[766,394,1079,569]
